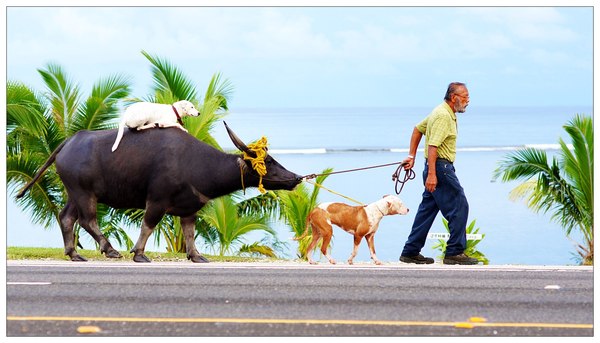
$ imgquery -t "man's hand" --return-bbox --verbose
[403,156,415,170]
[426,145,438,193]
[425,173,437,193]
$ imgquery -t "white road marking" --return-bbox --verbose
[544,285,561,290]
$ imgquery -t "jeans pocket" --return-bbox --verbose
[442,163,451,175]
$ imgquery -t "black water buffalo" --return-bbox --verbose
[16,123,302,263]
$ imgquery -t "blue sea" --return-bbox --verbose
[7,105,593,265]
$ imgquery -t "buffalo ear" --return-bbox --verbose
[224,121,255,156]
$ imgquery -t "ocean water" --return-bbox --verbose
[7,105,592,265]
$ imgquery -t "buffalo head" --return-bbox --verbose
[224,122,302,191]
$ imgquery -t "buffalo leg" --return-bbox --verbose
[75,196,122,259]
[130,204,164,263]
[181,215,209,263]
[59,201,86,262]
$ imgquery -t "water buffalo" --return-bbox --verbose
[16,123,302,263]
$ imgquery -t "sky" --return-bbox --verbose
[5,5,594,108]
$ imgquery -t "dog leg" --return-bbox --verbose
[136,123,158,131]
[304,221,322,265]
[347,235,362,265]
[305,234,320,265]
[159,122,188,133]
[365,233,382,265]
[320,231,336,265]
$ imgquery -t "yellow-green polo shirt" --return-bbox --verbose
[416,102,457,162]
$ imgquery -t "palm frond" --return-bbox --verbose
[559,114,593,231]
[199,195,274,256]
[204,72,234,111]
[72,74,131,133]
[237,191,281,219]
[186,72,233,148]
[277,183,312,236]
[238,242,276,258]
[494,147,553,182]
[95,204,134,250]
[141,50,199,103]
[37,63,81,139]
[7,150,63,228]
[7,81,48,138]
[309,167,334,206]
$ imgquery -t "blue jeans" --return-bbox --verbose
[401,159,469,257]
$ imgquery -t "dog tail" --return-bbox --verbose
[294,216,312,241]
[111,118,126,152]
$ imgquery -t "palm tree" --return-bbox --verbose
[140,50,233,148]
[198,194,278,257]
[494,114,593,265]
[7,65,131,247]
[277,169,333,259]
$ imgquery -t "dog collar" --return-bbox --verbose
[172,105,184,126]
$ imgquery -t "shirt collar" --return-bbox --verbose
[442,102,457,121]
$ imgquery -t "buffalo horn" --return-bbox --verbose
[224,121,256,157]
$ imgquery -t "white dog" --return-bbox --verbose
[111,100,200,152]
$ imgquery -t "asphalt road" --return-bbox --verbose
[6,261,594,337]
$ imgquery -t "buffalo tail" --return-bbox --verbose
[15,139,68,199]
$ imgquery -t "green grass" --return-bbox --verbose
[6,246,283,263]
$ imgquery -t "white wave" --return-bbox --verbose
[458,146,522,152]
[270,148,327,154]
[525,143,573,150]
[269,144,569,155]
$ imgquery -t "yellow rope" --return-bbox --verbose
[242,136,268,194]
[304,179,364,206]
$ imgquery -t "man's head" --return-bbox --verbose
[444,82,469,113]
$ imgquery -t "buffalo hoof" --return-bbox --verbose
[104,248,123,259]
[70,254,88,262]
[132,254,151,263]
[188,254,210,263]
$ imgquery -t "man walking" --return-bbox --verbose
[399,82,479,265]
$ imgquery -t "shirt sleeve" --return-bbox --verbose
[416,118,427,134]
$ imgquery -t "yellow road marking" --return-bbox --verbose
[6,316,593,330]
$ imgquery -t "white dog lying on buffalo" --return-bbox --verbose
[296,195,409,265]
[111,100,200,152]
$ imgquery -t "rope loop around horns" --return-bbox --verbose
[242,136,268,194]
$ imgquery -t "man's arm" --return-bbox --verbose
[403,127,423,169]
[425,145,438,193]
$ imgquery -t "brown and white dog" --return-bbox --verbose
[296,195,409,265]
